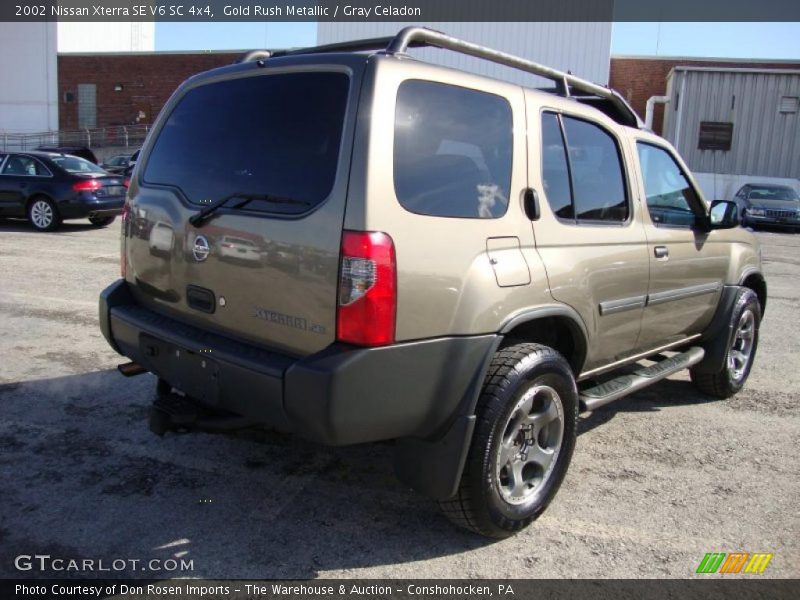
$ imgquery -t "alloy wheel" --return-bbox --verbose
[30,200,54,230]
[728,309,755,382]
[496,384,564,505]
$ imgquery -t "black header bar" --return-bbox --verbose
[3,0,800,23]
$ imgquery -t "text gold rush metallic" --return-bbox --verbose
[99,27,766,538]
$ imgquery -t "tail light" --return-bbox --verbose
[120,204,130,278]
[72,179,102,192]
[123,178,130,188]
[336,230,396,346]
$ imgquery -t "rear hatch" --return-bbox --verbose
[124,59,363,357]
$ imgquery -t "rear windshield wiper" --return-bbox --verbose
[189,192,310,227]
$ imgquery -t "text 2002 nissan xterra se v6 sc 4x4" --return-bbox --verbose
[99,28,766,538]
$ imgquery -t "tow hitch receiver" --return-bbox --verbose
[149,384,256,436]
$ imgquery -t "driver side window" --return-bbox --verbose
[637,142,701,227]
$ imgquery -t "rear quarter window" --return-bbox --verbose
[142,71,350,213]
[393,80,513,219]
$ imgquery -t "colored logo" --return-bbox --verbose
[193,235,210,262]
[696,552,773,574]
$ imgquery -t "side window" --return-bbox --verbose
[2,155,49,176]
[539,113,629,223]
[394,80,513,219]
[541,113,573,219]
[562,116,628,222]
[636,142,701,227]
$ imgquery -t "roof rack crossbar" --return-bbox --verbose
[240,26,643,128]
[385,27,642,128]
[271,36,429,58]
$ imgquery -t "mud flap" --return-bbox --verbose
[393,415,476,501]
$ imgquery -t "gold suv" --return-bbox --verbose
[100,27,766,538]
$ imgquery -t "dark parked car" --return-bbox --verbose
[35,145,98,165]
[102,153,133,174]
[122,149,141,177]
[734,183,800,231]
[0,151,127,231]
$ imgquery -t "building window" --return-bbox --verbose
[77,83,97,129]
[698,121,733,151]
[779,96,799,114]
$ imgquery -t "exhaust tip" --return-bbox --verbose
[117,362,147,377]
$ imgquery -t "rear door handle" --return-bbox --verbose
[654,246,669,259]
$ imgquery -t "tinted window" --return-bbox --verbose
[540,113,573,219]
[562,116,628,222]
[52,155,104,174]
[143,72,349,212]
[637,142,700,227]
[394,80,512,219]
[2,155,50,176]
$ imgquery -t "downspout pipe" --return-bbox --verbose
[645,95,671,130]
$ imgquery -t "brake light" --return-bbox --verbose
[336,230,396,346]
[120,204,130,278]
[123,178,130,188]
[72,179,102,192]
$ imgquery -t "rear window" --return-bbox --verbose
[51,155,104,174]
[394,80,513,219]
[143,71,349,212]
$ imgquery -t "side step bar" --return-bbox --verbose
[579,347,705,412]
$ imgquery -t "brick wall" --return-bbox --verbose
[610,57,800,134]
[58,52,800,135]
[57,52,239,130]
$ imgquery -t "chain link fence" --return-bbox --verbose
[0,125,151,162]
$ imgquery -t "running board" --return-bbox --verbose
[579,346,705,412]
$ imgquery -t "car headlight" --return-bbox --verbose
[748,208,765,216]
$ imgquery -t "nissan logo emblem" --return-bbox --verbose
[193,235,210,262]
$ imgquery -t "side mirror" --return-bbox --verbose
[708,200,740,230]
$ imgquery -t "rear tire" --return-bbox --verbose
[89,215,116,227]
[439,342,578,538]
[27,197,61,232]
[691,288,761,399]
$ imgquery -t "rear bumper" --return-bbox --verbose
[99,279,496,446]
[60,197,125,219]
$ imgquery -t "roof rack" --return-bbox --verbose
[241,26,643,128]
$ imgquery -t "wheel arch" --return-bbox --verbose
[25,192,58,214]
[499,306,589,376]
[739,270,767,315]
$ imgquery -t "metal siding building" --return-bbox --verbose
[57,22,155,53]
[317,23,612,87]
[0,22,58,136]
[663,67,800,190]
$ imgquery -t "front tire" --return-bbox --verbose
[439,343,578,538]
[27,197,61,232]
[89,215,116,227]
[691,288,761,399]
